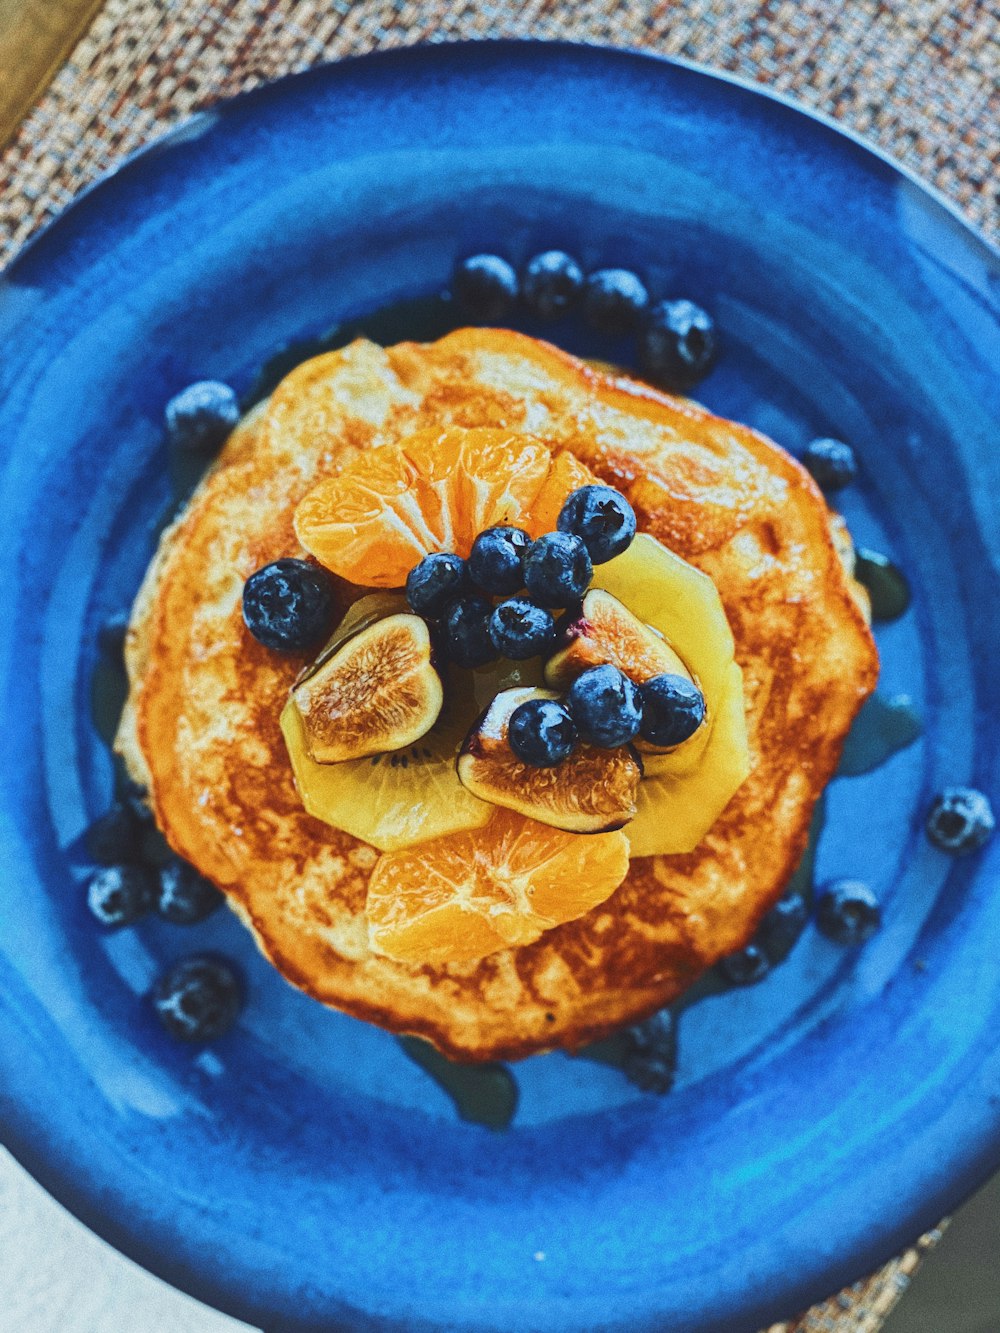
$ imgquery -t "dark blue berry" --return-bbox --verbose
[442,595,499,668]
[719,942,771,985]
[87,864,156,928]
[165,380,240,452]
[488,598,556,660]
[452,254,519,321]
[802,437,857,492]
[86,801,144,865]
[815,880,881,945]
[925,787,995,855]
[756,892,809,963]
[583,268,650,335]
[521,250,584,320]
[405,553,469,618]
[242,558,334,653]
[152,954,243,1042]
[158,860,225,925]
[621,1010,676,1094]
[566,665,643,749]
[97,611,130,660]
[508,698,577,767]
[468,526,530,595]
[557,485,636,564]
[523,532,592,608]
[638,299,718,389]
[638,674,706,748]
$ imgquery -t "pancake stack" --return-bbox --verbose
[117,329,878,1060]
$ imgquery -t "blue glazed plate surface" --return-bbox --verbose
[0,41,998,1333]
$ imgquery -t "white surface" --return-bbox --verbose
[0,1148,254,1332]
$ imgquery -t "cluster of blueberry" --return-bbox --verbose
[717,786,996,989]
[620,782,997,1082]
[404,483,705,767]
[85,648,243,1042]
[85,803,243,1041]
[453,251,718,391]
[719,880,881,989]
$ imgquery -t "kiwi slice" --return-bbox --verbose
[625,662,751,857]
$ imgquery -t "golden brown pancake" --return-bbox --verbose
[117,329,878,1061]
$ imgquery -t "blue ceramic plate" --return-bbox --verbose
[0,41,998,1333]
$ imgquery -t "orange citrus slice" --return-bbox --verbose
[294,428,594,587]
[365,809,630,965]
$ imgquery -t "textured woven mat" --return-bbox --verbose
[1,0,998,259]
[0,1,995,1328]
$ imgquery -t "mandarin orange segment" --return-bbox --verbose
[294,446,440,586]
[294,428,557,586]
[366,809,630,965]
[454,430,552,545]
[526,449,599,538]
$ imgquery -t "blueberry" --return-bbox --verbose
[158,860,225,925]
[638,674,706,748]
[523,532,592,608]
[468,526,530,596]
[521,250,584,320]
[488,598,556,660]
[87,864,156,928]
[566,665,643,748]
[97,611,130,661]
[802,437,857,492]
[86,801,144,865]
[152,954,243,1043]
[719,942,771,985]
[442,595,499,668]
[583,268,650,335]
[405,553,469,618]
[638,299,718,390]
[926,787,995,855]
[756,892,809,963]
[242,558,335,652]
[621,1010,676,1094]
[556,485,636,564]
[165,380,240,452]
[508,698,578,767]
[815,879,881,945]
[452,254,519,321]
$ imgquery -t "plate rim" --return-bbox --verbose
[1,36,999,1333]
[5,38,999,282]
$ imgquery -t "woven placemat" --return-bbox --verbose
[0,1,995,1329]
[1,0,998,259]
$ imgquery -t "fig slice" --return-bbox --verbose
[292,611,443,763]
[457,687,642,834]
[544,587,706,764]
[545,587,691,690]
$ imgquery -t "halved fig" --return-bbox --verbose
[544,587,705,765]
[291,612,443,763]
[458,687,642,833]
[545,588,691,689]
